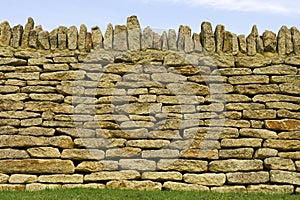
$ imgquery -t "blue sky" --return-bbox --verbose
[1,0,299,36]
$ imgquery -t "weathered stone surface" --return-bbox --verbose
[235,56,272,67]
[156,159,208,172]
[238,34,247,53]
[113,25,127,51]
[119,159,156,171]
[126,140,169,149]
[180,149,218,159]
[184,173,226,186]
[254,65,297,75]
[0,159,74,174]
[240,128,277,139]
[247,184,294,194]
[38,174,83,183]
[0,21,11,47]
[193,33,202,52]
[253,94,300,103]
[0,174,9,183]
[200,22,215,53]
[141,26,153,49]
[243,110,276,119]
[127,16,141,50]
[263,30,277,52]
[219,148,254,159]
[27,147,60,158]
[280,83,300,95]
[221,139,262,148]
[265,119,300,131]
[163,181,209,191]
[279,152,300,160]
[235,84,279,94]
[209,159,263,172]
[85,170,140,181]
[267,102,300,111]
[271,75,300,84]
[75,161,118,172]
[0,149,29,159]
[61,149,104,160]
[227,171,269,184]
[277,26,293,55]
[106,147,141,158]
[270,170,300,185]
[104,23,113,50]
[226,103,264,111]
[264,157,296,171]
[246,25,258,56]
[77,24,87,51]
[264,139,300,150]
[67,26,78,50]
[11,25,23,48]
[0,184,25,191]
[278,131,300,140]
[229,75,269,84]
[142,172,182,181]
[37,31,50,50]
[21,18,34,47]
[91,26,103,48]
[25,183,61,191]
[107,180,162,191]
[49,28,58,50]
[9,174,37,184]
[40,70,85,81]
[211,186,247,193]
[62,183,105,189]
[215,24,224,53]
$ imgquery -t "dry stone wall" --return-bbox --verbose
[0,16,300,193]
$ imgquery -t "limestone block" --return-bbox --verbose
[209,159,263,172]
[113,25,127,51]
[0,159,75,174]
[226,171,269,184]
[28,58,52,65]
[0,111,40,119]
[126,140,169,149]
[91,26,103,48]
[193,33,202,52]
[235,84,279,94]
[78,24,87,51]
[278,26,293,55]
[46,136,74,148]
[180,149,218,159]
[247,184,294,194]
[264,139,300,150]
[106,147,141,158]
[271,75,300,84]
[142,172,182,181]
[84,170,140,181]
[75,161,118,172]
[0,119,20,126]
[267,102,300,110]
[221,138,262,148]
[235,56,272,67]
[200,22,215,53]
[5,72,39,80]
[215,24,224,53]
[0,174,9,183]
[184,173,226,186]
[119,159,156,171]
[21,118,42,126]
[107,180,162,191]
[9,174,37,184]
[219,148,254,159]
[127,16,141,50]
[264,157,296,171]
[243,109,276,119]
[142,149,179,158]
[0,149,29,159]
[11,25,23,48]
[0,100,24,110]
[49,28,58,50]
[67,26,78,50]
[104,23,113,50]
[74,138,126,148]
[0,184,25,191]
[163,181,209,191]
[61,149,104,160]
[280,83,300,95]
[262,30,277,52]
[27,147,60,158]
[25,183,61,191]
[38,31,50,50]
[254,65,297,75]
[62,184,105,189]
[168,29,177,51]
[226,103,265,111]
[211,186,246,193]
[253,94,300,103]
[279,152,300,160]
[265,119,300,131]
[38,174,83,183]
[291,27,300,54]
[240,128,277,139]
[270,170,300,185]
[141,26,153,49]
[0,21,11,47]
[157,159,208,172]
[229,75,269,84]
[40,70,85,81]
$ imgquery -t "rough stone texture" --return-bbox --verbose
[270,170,300,185]
[264,157,296,171]
[211,186,247,193]
[142,172,182,181]
[184,173,226,186]
[38,174,83,183]
[227,171,269,184]
[209,160,263,172]
[163,182,209,191]
[107,180,162,191]
[127,15,141,50]
[157,159,208,172]
[200,22,215,53]
[9,174,37,184]
[247,184,294,194]
[67,26,78,50]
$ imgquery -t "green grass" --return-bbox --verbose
[0,188,299,200]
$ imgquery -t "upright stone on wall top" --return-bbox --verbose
[67,26,78,50]
[215,24,225,53]
[104,23,113,50]
[57,26,67,50]
[193,33,202,52]
[142,26,153,49]
[246,25,258,56]
[200,22,215,53]
[21,17,34,48]
[0,21,11,47]
[38,31,50,50]
[262,30,277,53]
[277,26,293,55]
[49,28,58,50]
[161,31,168,51]
[29,26,42,49]
[78,24,87,51]
[291,27,300,54]
[168,29,177,51]
[11,25,23,48]
[114,25,128,51]
[127,16,141,50]
[91,26,103,49]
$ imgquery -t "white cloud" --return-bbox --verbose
[141,0,298,14]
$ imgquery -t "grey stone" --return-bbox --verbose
[193,33,202,52]
[67,26,78,50]
[38,31,50,50]
[0,21,11,47]
[91,26,103,48]
[113,25,127,51]
[200,22,215,53]
[10,25,23,48]
[49,28,58,50]
[168,29,177,51]
[215,24,225,53]
[153,32,161,49]
[291,27,300,54]
[104,23,113,50]
[161,31,168,50]
[127,15,141,50]
[278,26,293,55]
[142,26,153,49]
[238,35,247,53]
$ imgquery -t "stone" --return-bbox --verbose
[0,149,29,159]
[11,25,23,48]
[238,34,247,53]
[38,175,83,183]
[223,31,234,53]
[226,171,269,184]
[74,138,126,148]
[163,182,209,191]
[240,128,277,139]
[278,26,293,55]
[152,32,161,49]
[184,173,226,186]
[57,26,67,49]
[0,126,18,135]
[119,159,156,171]
[0,119,20,126]
[278,131,300,140]
[161,31,168,50]
[193,33,202,52]
[209,159,263,172]
[267,102,300,111]
[215,24,225,53]
[29,94,64,102]
[127,15,141,50]
[235,55,272,67]
[270,170,300,185]
[247,184,294,194]
[104,23,113,50]
[254,148,278,159]
[142,149,179,158]
[262,30,277,52]
[256,37,264,53]
[40,71,85,80]
[19,127,55,136]
[157,159,208,172]
[21,17,34,48]
[235,84,279,94]
[77,24,87,51]
[243,110,276,119]
[106,147,141,158]
[61,149,104,160]
[0,184,25,191]
[142,172,182,181]
[246,25,259,55]
[226,103,264,111]
[219,148,254,159]
[141,26,153,49]
[75,161,118,172]
[28,28,40,48]
[62,184,105,189]
[0,21,11,47]
[280,83,300,95]
[37,31,50,49]
[113,25,127,51]
[291,27,300,54]
[67,26,78,50]
[180,149,219,160]
[91,26,103,48]
[49,28,58,50]
[85,32,92,51]
[25,183,61,191]
[271,75,300,83]
[211,186,246,193]
[107,180,162,191]
[264,139,300,150]
[264,157,296,171]
[27,147,60,158]
[200,22,215,53]
[221,139,262,148]
[21,118,42,126]
[9,174,37,184]
[0,58,27,66]
[279,152,300,160]
[254,65,297,75]
[253,94,300,103]
[0,159,74,174]
[265,119,300,131]
[229,75,269,84]
[126,140,169,149]
[85,170,140,181]
[167,29,177,51]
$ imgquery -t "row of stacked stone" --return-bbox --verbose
[0,16,299,55]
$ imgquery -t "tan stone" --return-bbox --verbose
[85,170,140,181]
[180,149,218,159]
[0,159,74,174]
[43,63,69,71]
[61,149,104,160]
[157,159,208,172]
[75,161,118,172]
[254,65,297,75]
[184,127,239,139]
[266,102,300,110]
[27,147,60,158]
[0,135,46,147]
[0,149,29,159]
[229,75,269,84]
[221,138,262,148]
[254,148,278,159]
[62,183,105,189]
[106,147,141,158]
[0,93,29,101]
[226,171,269,184]
[277,109,300,119]
[265,119,300,131]
[142,149,179,158]
[235,84,279,94]
[184,173,226,186]
[21,118,42,127]
[0,100,23,111]
[279,152,300,159]
[209,159,263,172]
[264,157,296,170]
[253,94,300,103]
[219,148,254,159]
[211,186,247,193]
[25,183,61,191]
[119,159,156,171]
[247,184,294,194]
[226,103,264,111]
[28,58,52,65]
[9,174,37,184]
[0,85,20,93]
[74,138,126,148]
[40,71,85,81]
[38,174,83,183]
[163,181,209,191]
[243,109,277,119]
[0,119,20,126]
[142,172,182,181]
[240,128,277,139]
[25,102,73,114]
[126,140,169,149]
[0,184,25,191]
[107,180,162,191]
[264,139,300,150]
[280,83,300,95]
[235,56,271,67]
[270,170,300,185]
[0,174,9,184]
